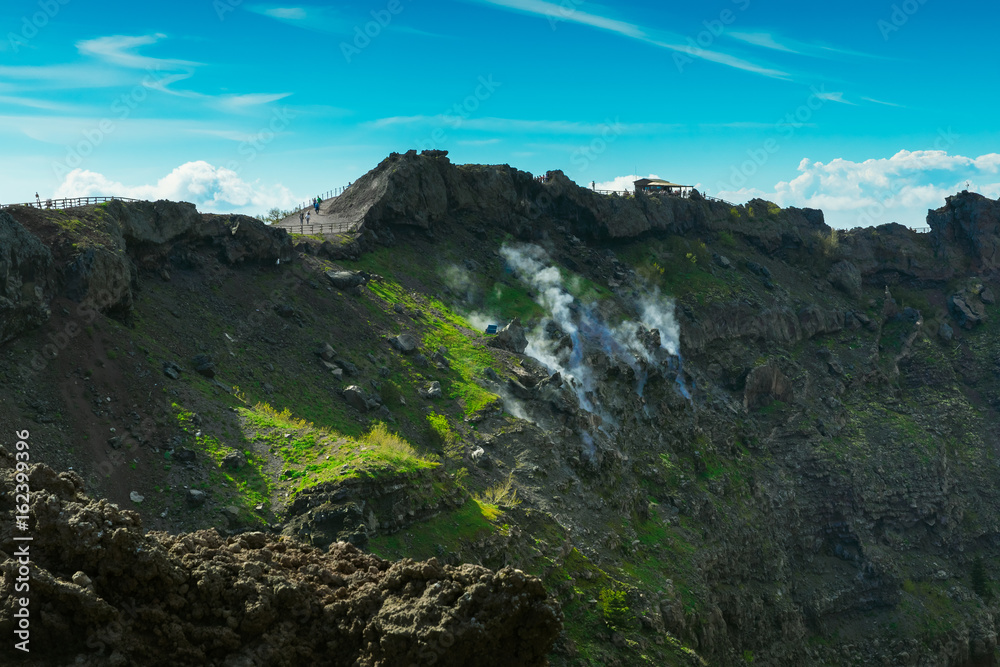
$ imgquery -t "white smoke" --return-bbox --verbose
[498,242,683,416]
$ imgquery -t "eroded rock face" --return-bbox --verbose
[0,448,561,666]
[827,260,862,299]
[930,191,1000,270]
[743,361,793,410]
[0,211,54,344]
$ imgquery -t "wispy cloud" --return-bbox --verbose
[814,90,855,105]
[467,0,789,80]
[76,34,200,70]
[862,96,904,108]
[245,4,342,30]
[729,30,883,61]
[0,96,91,113]
[262,7,307,20]
[729,31,800,54]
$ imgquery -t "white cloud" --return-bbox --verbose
[729,30,880,61]
[813,90,855,105]
[76,34,199,70]
[467,0,789,79]
[264,7,307,19]
[861,96,904,108]
[54,161,299,215]
[711,150,1000,229]
[594,173,662,192]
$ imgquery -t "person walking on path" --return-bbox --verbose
[314,196,321,213]
[306,211,311,225]
[299,210,304,225]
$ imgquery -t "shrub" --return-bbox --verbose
[598,588,631,627]
[718,230,737,248]
[364,422,418,461]
[427,412,462,462]
[380,381,403,406]
[474,472,521,510]
[817,229,840,257]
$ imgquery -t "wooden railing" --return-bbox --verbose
[284,220,355,236]
[297,185,351,213]
[705,195,736,206]
[0,196,140,210]
[911,227,931,233]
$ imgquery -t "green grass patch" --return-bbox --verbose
[367,498,497,560]
[240,402,437,492]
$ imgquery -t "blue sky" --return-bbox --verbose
[1,0,997,227]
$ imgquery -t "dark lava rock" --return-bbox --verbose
[191,354,216,378]
[390,333,419,354]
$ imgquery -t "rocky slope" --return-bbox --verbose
[0,446,560,666]
[4,151,1000,665]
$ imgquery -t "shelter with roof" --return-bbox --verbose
[633,178,693,197]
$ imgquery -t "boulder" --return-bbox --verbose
[174,448,196,463]
[939,322,954,341]
[419,381,443,399]
[949,292,987,329]
[827,260,862,298]
[222,451,248,470]
[343,385,375,412]
[335,358,360,375]
[129,491,144,504]
[191,354,216,378]
[325,270,368,290]
[487,318,528,354]
[390,333,420,354]
[185,488,207,507]
[162,360,182,379]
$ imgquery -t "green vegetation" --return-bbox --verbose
[367,498,498,560]
[240,401,437,492]
[619,235,737,303]
[485,281,546,322]
[427,412,462,462]
[598,587,631,627]
[473,472,521,518]
[259,207,295,225]
[173,403,271,521]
